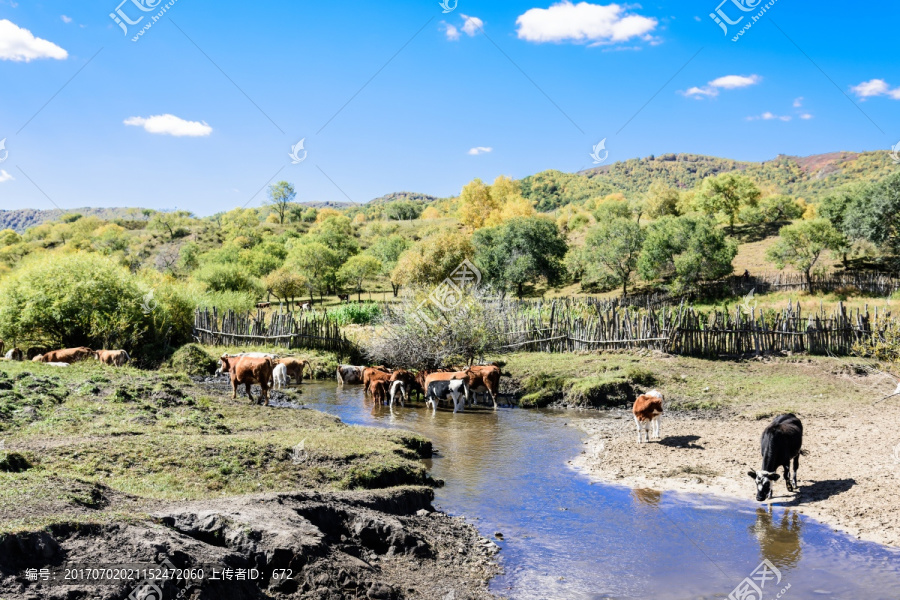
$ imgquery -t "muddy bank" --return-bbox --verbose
[571,403,900,548]
[0,486,500,600]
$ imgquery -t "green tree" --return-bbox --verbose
[309,215,359,263]
[286,241,342,303]
[264,268,307,309]
[766,219,843,291]
[472,217,568,297]
[843,172,900,267]
[194,263,263,296]
[266,181,296,225]
[367,234,411,296]
[695,173,761,234]
[578,218,644,296]
[645,181,681,218]
[339,255,382,301]
[638,215,737,291]
[148,210,193,241]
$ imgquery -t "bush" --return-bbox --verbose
[625,365,658,387]
[326,303,382,326]
[194,263,263,295]
[169,344,218,377]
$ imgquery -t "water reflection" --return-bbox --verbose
[752,506,803,570]
[631,488,662,508]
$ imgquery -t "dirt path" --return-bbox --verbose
[571,403,900,548]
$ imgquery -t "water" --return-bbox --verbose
[298,382,900,599]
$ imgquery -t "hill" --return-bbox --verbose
[0,207,148,233]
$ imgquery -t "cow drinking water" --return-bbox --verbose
[748,414,803,501]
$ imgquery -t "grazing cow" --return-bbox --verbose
[748,414,803,501]
[279,358,310,385]
[363,366,393,394]
[256,302,271,309]
[40,347,94,364]
[338,294,349,303]
[301,302,312,311]
[95,350,130,367]
[4,348,23,361]
[389,380,407,408]
[272,363,289,390]
[633,390,664,443]
[371,380,390,406]
[425,377,469,414]
[219,355,274,406]
[456,365,502,409]
[336,365,366,385]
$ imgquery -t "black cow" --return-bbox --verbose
[425,379,468,414]
[748,414,803,501]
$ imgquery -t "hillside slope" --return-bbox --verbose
[0,207,147,233]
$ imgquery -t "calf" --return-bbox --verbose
[4,348,23,361]
[424,374,469,414]
[219,355,274,406]
[337,365,366,385]
[95,349,130,366]
[633,390,664,443]
[748,414,803,501]
[40,347,94,364]
[389,380,407,408]
[371,380,390,406]
[363,367,393,395]
[272,363,289,390]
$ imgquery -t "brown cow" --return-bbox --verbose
[95,350,130,366]
[219,355,274,406]
[279,358,310,384]
[456,365,502,409]
[633,390,663,443]
[363,366,393,395]
[390,369,422,399]
[39,347,93,364]
[371,380,390,406]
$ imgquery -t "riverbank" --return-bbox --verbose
[0,361,499,599]
[554,354,900,548]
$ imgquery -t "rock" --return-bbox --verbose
[415,509,430,517]
[367,582,395,599]
[494,532,504,540]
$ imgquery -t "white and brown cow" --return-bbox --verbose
[633,390,663,443]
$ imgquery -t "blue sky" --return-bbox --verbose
[0,0,898,215]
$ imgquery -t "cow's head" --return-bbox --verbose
[748,470,780,501]
[218,355,232,376]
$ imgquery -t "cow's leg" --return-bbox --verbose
[489,388,498,410]
[262,384,269,406]
[792,454,800,491]
[634,416,642,443]
[653,416,660,440]
[245,382,255,404]
[231,378,238,400]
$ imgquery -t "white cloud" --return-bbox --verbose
[461,14,483,36]
[793,97,803,108]
[747,112,791,122]
[516,1,658,45]
[799,113,813,120]
[0,169,14,183]
[682,74,760,98]
[0,19,67,62]
[851,79,892,98]
[468,147,492,155]
[61,15,73,24]
[124,114,213,137]
[442,22,460,40]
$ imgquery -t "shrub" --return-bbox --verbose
[169,344,218,377]
[326,302,382,326]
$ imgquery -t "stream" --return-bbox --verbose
[297,382,900,599]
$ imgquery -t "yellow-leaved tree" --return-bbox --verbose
[458,175,535,229]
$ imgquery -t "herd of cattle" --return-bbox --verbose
[0,341,130,367]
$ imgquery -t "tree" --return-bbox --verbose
[368,234,411,296]
[645,181,681,218]
[472,217,568,297]
[458,178,500,230]
[391,231,474,287]
[843,172,900,268]
[694,173,761,234]
[264,268,307,309]
[766,219,843,291]
[339,255,382,301]
[286,241,341,303]
[266,181,296,224]
[638,215,737,291]
[148,210,193,241]
[195,263,263,295]
[309,215,358,263]
[579,218,644,296]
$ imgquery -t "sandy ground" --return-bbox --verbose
[570,403,900,548]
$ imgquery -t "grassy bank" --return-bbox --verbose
[0,360,431,534]
[500,351,882,415]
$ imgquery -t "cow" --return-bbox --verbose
[256,302,271,309]
[389,369,421,399]
[338,294,349,303]
[301,302,312,311]
[26,348,49,361]
[455,365,502,409]
[272,363,289,390]
[95,350,130,367]
[279,358,310,385]
[748,414,803,502]
[363,366,393,395]
[425,377,469,414]
[371,380,390,406]
[40,347,94,364]
[389,380,407,408]
[219,354,274,406]
[337,365,366,385]
[4,348,23,361]
[633,390,664,443]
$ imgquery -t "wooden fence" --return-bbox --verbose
[193,308,352,356]
[493,298,889,358]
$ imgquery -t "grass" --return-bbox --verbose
[0,360,431,534]
[500,351,885,415]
